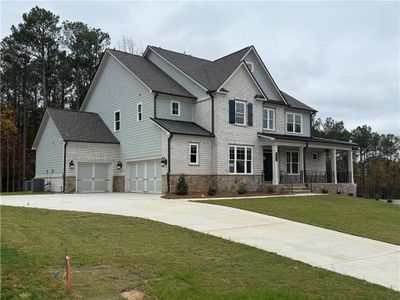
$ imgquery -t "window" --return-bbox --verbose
[263,108,275,130]
[114,110,120,132]
[312,153,319,161]
[286,112,302,133]
[137,103,142,122]
[229,146,252,174]
[287,152,299,174]
[171,101,180,116]
[246,61,254,72]
[189,143,199,165]
[235,101,246,125]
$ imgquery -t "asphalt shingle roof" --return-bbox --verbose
[151,118,214,137]
[108,49,195,98]
[148,46,252,92]
[47,108,119,144]
[258,132,356,146]
[280,91,317,112]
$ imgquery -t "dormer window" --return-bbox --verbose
[245,61,254,72]
[171,101,180,116]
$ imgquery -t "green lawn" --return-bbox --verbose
[1,192,53,196]
[1,206,399,299]
[199,195,400,245]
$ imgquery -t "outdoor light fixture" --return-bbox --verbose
[117,161,123,169]
[161,157,168,166]
[69,160,75,169]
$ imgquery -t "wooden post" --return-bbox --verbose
[65,256,72,294]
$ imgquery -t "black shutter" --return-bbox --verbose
[229,100,235,124]
[247,103,253,126]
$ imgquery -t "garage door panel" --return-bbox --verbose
[77,163,111,193]
[128,159,161,193]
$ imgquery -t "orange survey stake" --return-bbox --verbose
[65,255,72,294]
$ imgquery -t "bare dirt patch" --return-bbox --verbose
[120,289,149,300]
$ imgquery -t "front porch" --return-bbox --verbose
[259,133,356,193]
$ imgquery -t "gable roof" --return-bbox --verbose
[151,118,214,137]
[47,108,119,144]
[148,46,252,92]
[280,91,317,112]
[108,49,195,99]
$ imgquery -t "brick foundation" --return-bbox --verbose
[65,176,76,193]
[113,176,125,192]
[310,183,357,195]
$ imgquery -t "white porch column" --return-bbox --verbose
[299,146,304,183]
[348,149,354,184]
[331,148,337,184]
[272,145,279,185]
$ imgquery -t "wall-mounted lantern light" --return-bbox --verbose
[117,161,123,170]
[69,160,75,169]
[161,157,168,167]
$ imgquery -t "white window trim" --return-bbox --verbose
[286,112,303,134]
[235,100,246,125]
[287,151,300,175]
[189,143,199,165]
[228,145,253,174]
[263,107,275,131]
[171,100,181,116]
[137,102,142,122]
[246,61,254,72]
[114,110,121,132]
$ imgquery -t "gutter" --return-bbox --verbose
[63,141,67,193]
[167,133,173,193]
[206,91,215,134]
[154,92,159,118]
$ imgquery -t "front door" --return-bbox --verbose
[263,151,273,182]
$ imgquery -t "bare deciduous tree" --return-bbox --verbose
[116,36,144,55]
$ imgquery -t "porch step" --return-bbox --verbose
[282,185,311,194]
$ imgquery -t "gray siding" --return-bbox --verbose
[284,109,311,137]
[156,94,193,121]
[82,54,162,174]
[147,50,206,98]
[244,51,282,101]
[35,116,64,177]
[193,98,212,132]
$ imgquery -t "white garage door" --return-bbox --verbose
[77,163,111,193]
[128,160,161,193]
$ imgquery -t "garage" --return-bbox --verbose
[77,162,112,193]
[127,160,161,193]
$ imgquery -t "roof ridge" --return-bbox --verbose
[148,45,211,63]
[47,108,100,116]
[212,45,253,63]
[107,48,142,58]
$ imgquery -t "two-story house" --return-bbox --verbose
[32,45,356,194]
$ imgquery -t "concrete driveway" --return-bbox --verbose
[2,193,399,291]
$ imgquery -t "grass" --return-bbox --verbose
[1,206,399,300]
[199,195,400,245]
[1,192,53,196]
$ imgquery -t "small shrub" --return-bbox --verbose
[267,186,275,194]
[176,175,188,195]
[321,188,329,194]
[356,193,363,198]
[208,187,217,196]
[237,182,247,194]
[347,192,354,197]
[387,199,393,203]
[336,189,342,195]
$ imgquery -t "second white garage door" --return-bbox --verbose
[128,160,161,193]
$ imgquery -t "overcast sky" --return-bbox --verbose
[1,1,399,134]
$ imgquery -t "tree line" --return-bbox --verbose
[312,117,400,199]
[1,6,399,197]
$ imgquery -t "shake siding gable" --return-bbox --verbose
[83,55,161,170]
[35,116,64,177]
[146,50,206,98]
[244,51,282,101]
